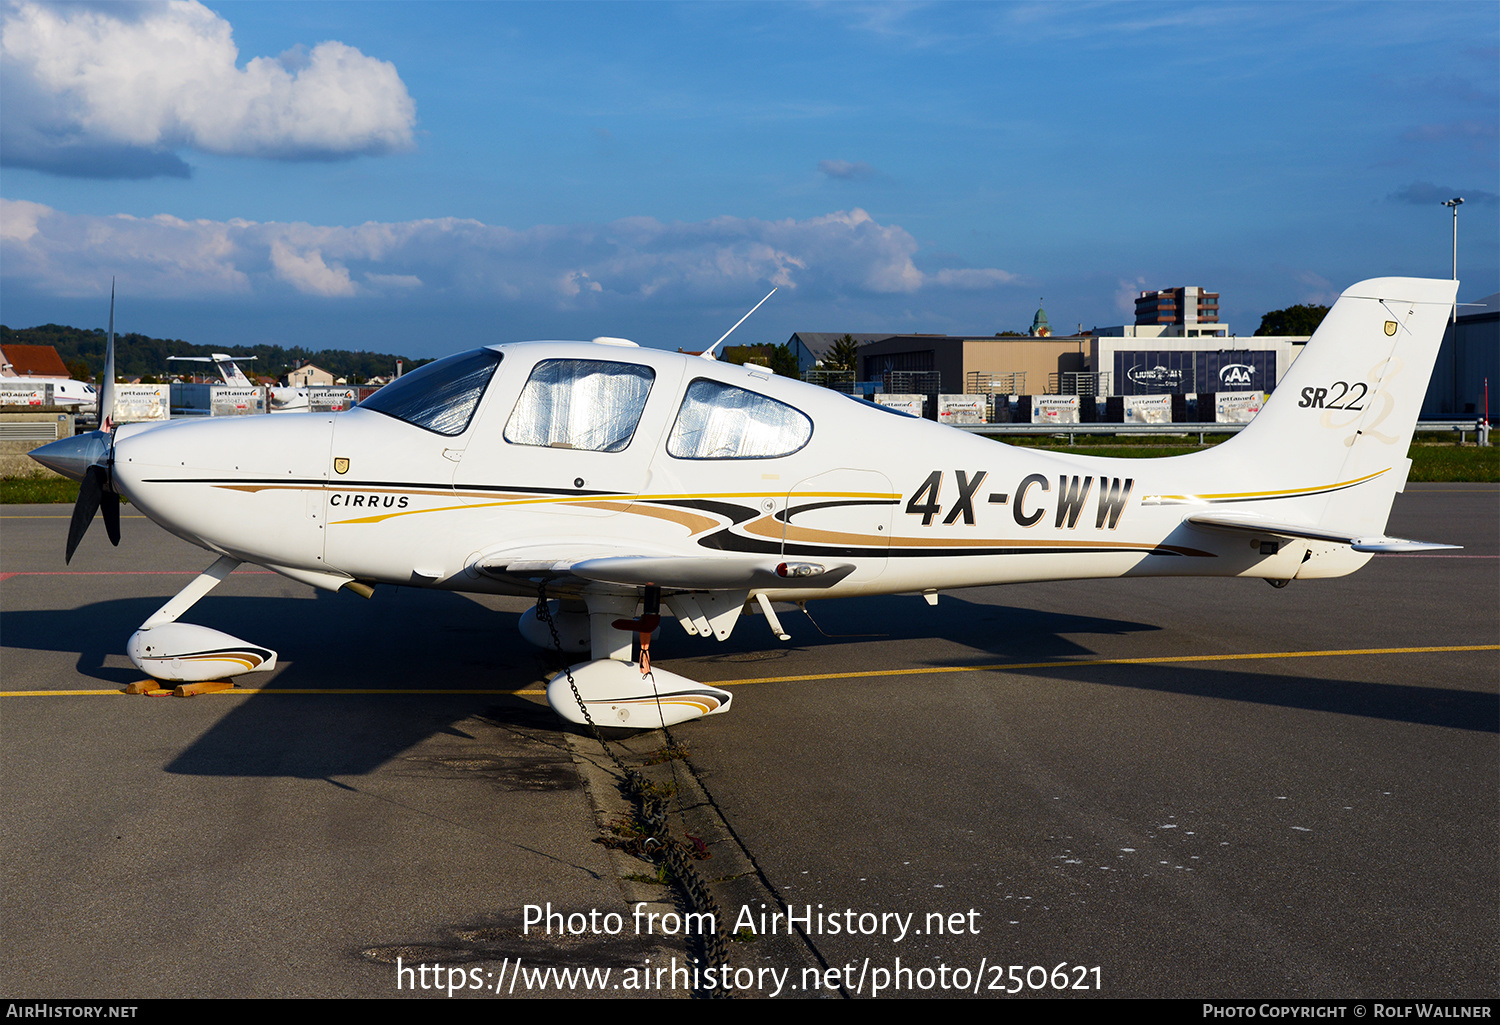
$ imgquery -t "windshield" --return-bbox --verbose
[360,348,502,436]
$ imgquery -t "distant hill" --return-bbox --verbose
[0,323,429,384]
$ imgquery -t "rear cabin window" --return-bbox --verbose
[360,348,502,436]
[504,359,655,452]
[667,378,812,459]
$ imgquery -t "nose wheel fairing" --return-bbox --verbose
[124,556,279,684]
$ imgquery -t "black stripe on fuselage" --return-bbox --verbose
[780,498,902,523]
[140,476,622,498]
[655,498,761,525]
[695,527,1203,560]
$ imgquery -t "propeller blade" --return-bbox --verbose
[102,489,121,547]
[65,465,107,564]
[99,279,117,430]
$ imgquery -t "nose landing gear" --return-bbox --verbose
[125,556,278,683]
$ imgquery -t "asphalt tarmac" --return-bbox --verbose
[2,484,1496,999]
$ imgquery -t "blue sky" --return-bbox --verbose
[2,1,1496,360]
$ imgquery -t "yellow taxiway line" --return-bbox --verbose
[3,644,1495,697]
[720,644,1500,687]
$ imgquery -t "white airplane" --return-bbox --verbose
[167,353,312,412]
[0,374,96,407]
[0,347,97,407]
[2,282,105,411]
[31,276,1460,729]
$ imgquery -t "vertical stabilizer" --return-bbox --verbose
[212,355,254,388]
[1212,276,1456,537]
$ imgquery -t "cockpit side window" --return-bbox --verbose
[667,378,813,459]
[360,348,502,436]
[504,359,655,453]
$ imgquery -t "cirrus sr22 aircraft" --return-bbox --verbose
[32,276,1459,728]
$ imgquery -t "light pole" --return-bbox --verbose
[1442,197,1463,322]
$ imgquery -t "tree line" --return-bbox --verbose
[1254,304,1329,336]
[0,323,428,384]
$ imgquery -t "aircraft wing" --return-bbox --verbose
[1184,513,1460,553]
[476,545,853,589]
[570,555,853,590]
[474,542,650,581]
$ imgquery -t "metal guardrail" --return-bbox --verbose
[1416,419,1492,446]
[955,419,1491,446]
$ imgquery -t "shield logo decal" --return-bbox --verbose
[334,457,350,474]
[1384,320,1398,336]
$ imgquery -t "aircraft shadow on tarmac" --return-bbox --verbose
[997,661,1497,734]
[687,595,1498,734]
[8,588,1494,782]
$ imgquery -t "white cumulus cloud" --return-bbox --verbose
[818,159,876,180]
[932,268,1019,289]
[1,200,1019,309]
[1,199,251,295]
[269,240,357,297]
[1,0,416,177]
[1115,276,1147,314]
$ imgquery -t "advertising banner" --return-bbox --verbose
[1114,350,1276,395]
[1031,395,1080,424]
[1123,394,1173,424]
[113,384,170,423]
[209,387,265,416]
[937,394,987,425]
[0,384,48,406]
[1216,391,1264,423]
[173,383,266,416]
[875,394,925,418]
[308,386,358,413]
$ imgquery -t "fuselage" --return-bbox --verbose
[109,338,1374,603]
[1,376,96,407]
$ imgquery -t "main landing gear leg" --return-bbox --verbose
[541,587,733,729]
[125,555,279,682]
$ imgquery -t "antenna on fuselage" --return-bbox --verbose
[700,287,777,361]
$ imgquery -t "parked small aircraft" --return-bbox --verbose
[0,374,96,407]
[32,276,1459,728]
[167,353,310,412]
[0,349,97,407]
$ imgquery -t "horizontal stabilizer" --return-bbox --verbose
[1186,513,1460,553]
